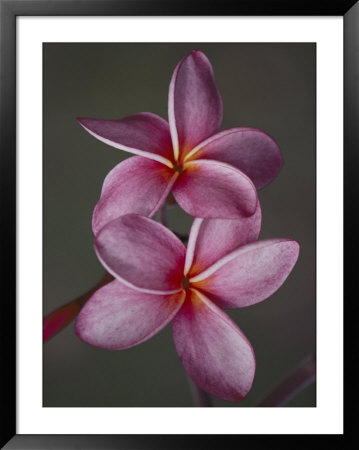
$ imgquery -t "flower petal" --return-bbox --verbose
[76,280,185,350]
[191,239,300,309]
[185,128,283,189]
[172,289,256,402]
[184,203,262,277]
[172,159,258,219]
[95,214,186,294]
[77,112,174,167]
[168,50,222,161]
[92,156,178,235]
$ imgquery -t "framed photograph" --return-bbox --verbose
[1,0,356,448]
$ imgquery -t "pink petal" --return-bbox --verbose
[168,50,222,160]
[92,156,177,235]
[185,128,283,189]
[191,239,300,309]
[172,289,256,402]
[184,203,262,277]
[77,113,174,167]
[76,280,185,350]
[95,214,186,294]
[172,159,258,219]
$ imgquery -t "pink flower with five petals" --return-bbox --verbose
[75,211,299,402]
[77,50,283,235]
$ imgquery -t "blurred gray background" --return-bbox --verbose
[43,43,316,407]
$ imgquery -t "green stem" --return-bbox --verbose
[159,203,168,228]
[187,377,212,407]
[257,354,316,407]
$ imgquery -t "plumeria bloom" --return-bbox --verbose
[77,50,283,235]
[76,212,299,402]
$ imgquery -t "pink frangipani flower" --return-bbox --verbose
[75,212,299,402]
[77,50,283,235]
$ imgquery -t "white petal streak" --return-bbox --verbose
[183,218,204,276]
[189,239,290,283]
[81,122,174,168]
[168,60,180,162]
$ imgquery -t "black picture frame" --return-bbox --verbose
[1,0,356,448]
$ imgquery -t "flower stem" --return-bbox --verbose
[257,354,316,407]
[187,377,213,407]
[159,203,168,228]
[43,272,113,342]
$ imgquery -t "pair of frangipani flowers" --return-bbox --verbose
[51,50,300,403]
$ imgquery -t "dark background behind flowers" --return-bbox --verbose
[43,43,316,407]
